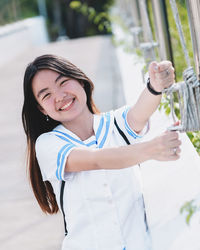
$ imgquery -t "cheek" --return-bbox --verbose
[69,84,87,103]
[40,99,53,113]
[80,88,87,104]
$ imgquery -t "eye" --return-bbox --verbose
[60,79,69,86]
[42,93,50,100]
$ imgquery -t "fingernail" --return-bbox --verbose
[154,65,158,71]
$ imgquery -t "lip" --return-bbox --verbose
[58,98,75,111]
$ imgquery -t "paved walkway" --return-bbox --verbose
[0,35,125,250]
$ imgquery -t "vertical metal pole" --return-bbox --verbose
[186,0,200,80]
[151,0,173,62]
[37,0,48,19]
[138,0,150,42]
[129,0,140,26]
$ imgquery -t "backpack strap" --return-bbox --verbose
[114,117,149,232]
[60,180,68,236]
[114,117,130,145]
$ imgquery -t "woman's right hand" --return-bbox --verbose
[149,131,181,161]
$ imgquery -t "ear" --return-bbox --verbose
[38,104,47,116]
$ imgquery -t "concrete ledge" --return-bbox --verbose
[0,16,48,67]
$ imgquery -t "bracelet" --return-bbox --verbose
[146,78,162,95]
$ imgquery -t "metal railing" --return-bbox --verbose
[186,0,200,80]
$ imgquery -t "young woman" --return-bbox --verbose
[22,54,181,250]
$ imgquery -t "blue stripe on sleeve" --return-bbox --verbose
[95,116,104,141]
[56,143,71,180]
[56,144,76,180]
[99,112,110,148]
[122,108,142,139]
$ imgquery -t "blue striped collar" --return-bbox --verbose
[52,112,113,148]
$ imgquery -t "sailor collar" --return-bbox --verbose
[52,111,114,149]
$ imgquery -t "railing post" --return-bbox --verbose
[186,0,200,80]
[138,0,151,42]
[129,0,140,26]
[151,0,173,62]
[37,0,48,19]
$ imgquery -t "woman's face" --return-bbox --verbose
[32,69,88,124]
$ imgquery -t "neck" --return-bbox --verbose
[62,107,94,141]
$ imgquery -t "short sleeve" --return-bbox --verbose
[114,105,149,144]
[35,133,77,182]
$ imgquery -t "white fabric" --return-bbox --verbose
[35,105,151,250]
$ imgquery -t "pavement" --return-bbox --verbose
[0,35,125,250]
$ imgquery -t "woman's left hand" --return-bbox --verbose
[148,60,175,92]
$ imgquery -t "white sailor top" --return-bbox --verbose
[35,105,152,250]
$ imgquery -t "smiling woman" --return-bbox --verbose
[32,69,89,130]
[22,54,181,250]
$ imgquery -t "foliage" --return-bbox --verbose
[180,200,200,225]
[69,1,112,33]
[68,0,114,37]
[187,131,200,154]
[0,0,38,25]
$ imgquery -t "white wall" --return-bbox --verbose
[0,16,48,67]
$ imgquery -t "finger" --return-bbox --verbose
[155,77,175,89]
[169,154,180,161]
[155,67,174,79]
[173,121,180,126]
[165,131,179,139]
[157,61,173,72]
[148,61,159,81]
[168,140,182,148]
[175,148,181,154]
[148,61,159,72]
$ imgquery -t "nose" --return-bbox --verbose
[55,91,66,102]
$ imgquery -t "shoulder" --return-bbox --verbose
[36,131,57,149]
[113,105,130,122]
[113,105,147,141]
[35,124,75,156]
[36,124,67,146]
[114,104,129,114]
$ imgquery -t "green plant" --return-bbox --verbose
[69,1,113,33]
[180,200,200,225]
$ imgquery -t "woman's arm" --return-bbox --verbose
[128,61,175,133]
[65,131,181,172]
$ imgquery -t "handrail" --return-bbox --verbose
[186,0,200,80]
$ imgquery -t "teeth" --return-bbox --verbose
[60,100,73,110]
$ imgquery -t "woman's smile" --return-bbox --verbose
[58,98,75,111]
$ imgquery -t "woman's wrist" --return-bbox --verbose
[146,78,162,96]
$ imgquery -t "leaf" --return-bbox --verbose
[186,213,193,225]
[69,1,81,9]
[98,23,104,31]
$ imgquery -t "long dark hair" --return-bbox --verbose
[22,54,99,214]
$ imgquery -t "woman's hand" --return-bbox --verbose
[149,130,181,161]
[148,61,175,92]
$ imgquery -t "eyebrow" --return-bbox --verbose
[55,74,64,83]
[37,88,48,98]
